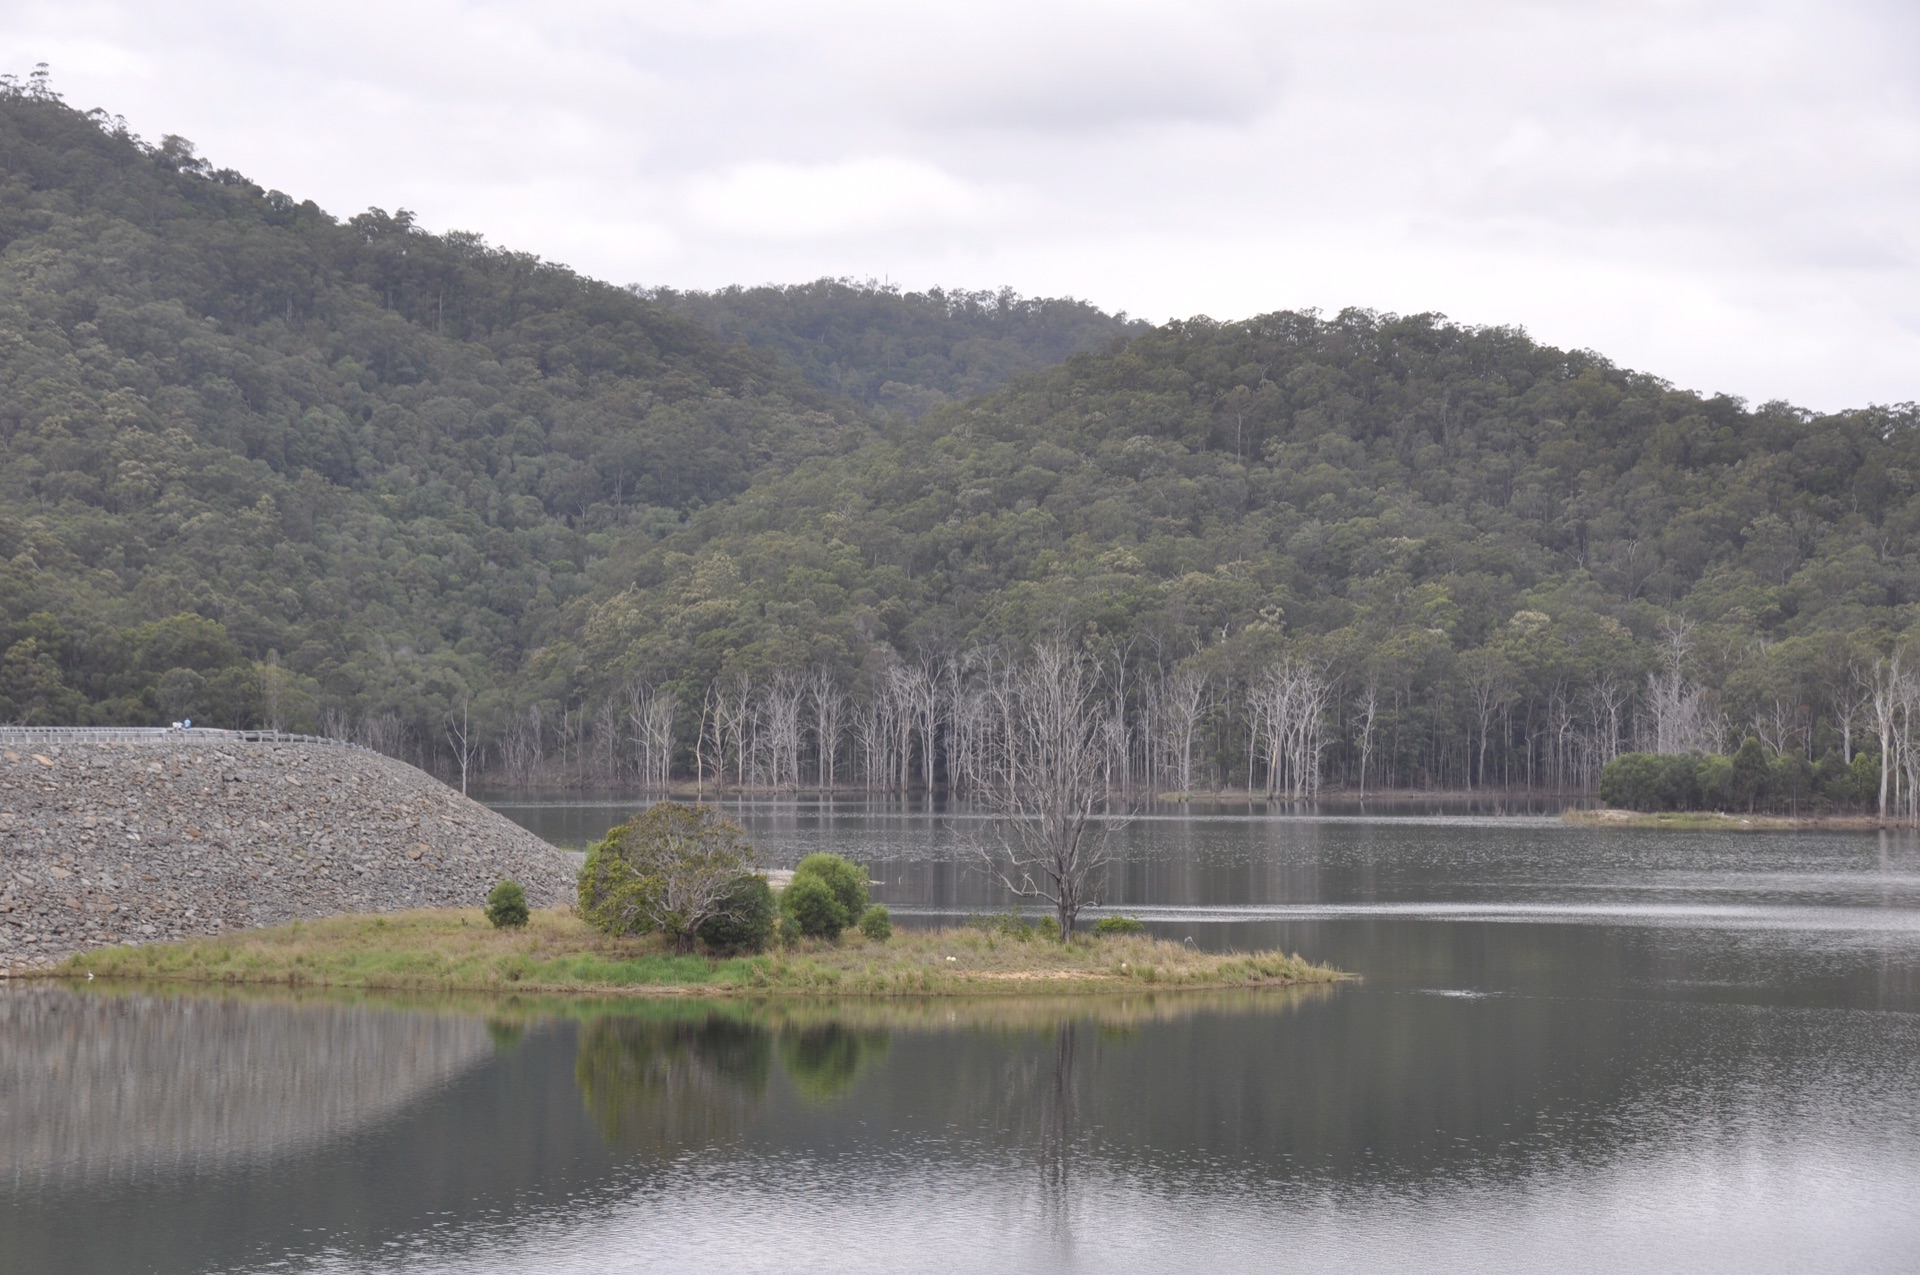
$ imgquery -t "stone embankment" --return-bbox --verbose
[0,736,577,971]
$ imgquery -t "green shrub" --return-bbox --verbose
[858,904,892,942]
[1599,751,1706,811]
[695,874,777,954]
[783,875,850,939]
[1847,750,1881,804]
[484,880,529,929]
[1696,753,1734,809]
[1731,737,1771,810]
[1092,915,1146,936]
[792,853,869,923]
[576,802,756,950]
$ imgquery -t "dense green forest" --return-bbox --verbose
[645,279,1146,416]
[3,73,1918,812]
[0,73,867,743]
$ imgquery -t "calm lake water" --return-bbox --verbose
[5,801,1919,1273]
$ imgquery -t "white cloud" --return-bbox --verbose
[2,0,1919,408]
[684,158,1001,240]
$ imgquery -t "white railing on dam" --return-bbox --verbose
[0,726,364,748]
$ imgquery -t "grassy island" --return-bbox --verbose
[1564,807,1894,831]
[52,908,1343,997]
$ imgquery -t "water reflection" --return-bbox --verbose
[575,1010,770,1153]
[0,987,494,1191]
[777,1022,889,1103]
[8,796,1920,1274]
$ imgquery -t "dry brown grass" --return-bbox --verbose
[53,908,1344,998]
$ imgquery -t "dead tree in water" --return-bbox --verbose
[981,642,1124,941]
[808,668,845,790]
[1153,668,1207,795]
[626,681,676,790]
[1249,658,1332,800]
[761,673,804,790]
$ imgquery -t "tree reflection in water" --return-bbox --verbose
[1039,1021,1079,1250]
[778,1023,890,1104]
[574,1013,772,1155]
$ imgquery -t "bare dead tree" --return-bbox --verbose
[905,658,942,794]
[807,668,845,790]
[1249,658,1333,800]
[1461,649,1509,790]
[878,662,917,793]
[1155,668,1207,796]
[979,642,1125,941]
[357,710,406,760]
[763,672,806,790]
[1645,617,1722,754]
[626,680,676,790]
[500,704,543,785]
[1353,678,1381,796]
[942,652,989,799]
[444,695,480,796]
[1866,656,1918,823]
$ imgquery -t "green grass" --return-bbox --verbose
[54,908,1344,998]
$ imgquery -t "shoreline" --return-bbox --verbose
[30,908,1347,999]
[1563,808,1905,831]
[475,783,1586,807]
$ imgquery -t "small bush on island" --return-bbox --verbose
[792,854,869,923]
[484,880,529,929]
[695,874,777,955]
[859,904,893,942]
[783,875,850,939]
[578,803,759,952]
[1092,915,1146,936]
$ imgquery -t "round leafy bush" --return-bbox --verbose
[858,904,893,942]
[485,879,529,929]
[695,874,777,954]
[792,853,869,922]
[783,874,850,939]
[576,802,757,950]
[1092,915,1146,936]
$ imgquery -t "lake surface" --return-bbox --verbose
[5,801,1919,1273]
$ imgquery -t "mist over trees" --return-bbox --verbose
[3,73,1919,813]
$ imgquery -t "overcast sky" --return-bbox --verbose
[7,0,1918,410]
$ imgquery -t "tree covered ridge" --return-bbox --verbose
[645,278,1148,417]
[568,308,1920,800]
[0,76,866,732]
[4,72,1919,806]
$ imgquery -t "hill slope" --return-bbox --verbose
[4,79,1916,795]
[569,311,1920,791]
[0,81,859,737]
[647,279,1146,416]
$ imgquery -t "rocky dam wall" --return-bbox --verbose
[0,735,577,971]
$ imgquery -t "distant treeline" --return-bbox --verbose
[3,71,1920,809]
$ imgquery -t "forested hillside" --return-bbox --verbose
[0,77,862,740]
[646,279,1145,417]
[4,75,1918,803]
[571,312,1920,800]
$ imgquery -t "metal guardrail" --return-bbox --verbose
[0,726,363,749]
